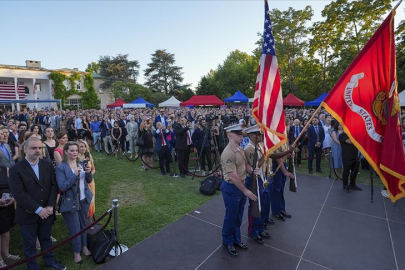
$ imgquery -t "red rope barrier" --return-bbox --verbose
[4,209,112,270]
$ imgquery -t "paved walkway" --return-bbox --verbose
[99,174,405,270]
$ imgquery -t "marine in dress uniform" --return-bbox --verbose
[220,124,257,258]
[243,125,271,244]
[270,142,295,221]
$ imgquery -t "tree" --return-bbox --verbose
[85,62,100,73]
[98,54,140,89]
[270,6,314,93]
[196,50,257,99]
[319,0,392,85]
[144,49,185,95]
[396,14,405,91]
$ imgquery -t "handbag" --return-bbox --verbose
[135,132,144,146]
[91,229,121,264]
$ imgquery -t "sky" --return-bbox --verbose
[0,0,404,90]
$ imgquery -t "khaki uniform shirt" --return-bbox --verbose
[221,143,246,184]
[244,141,266,176]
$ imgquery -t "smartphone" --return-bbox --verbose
[83,152,90,168]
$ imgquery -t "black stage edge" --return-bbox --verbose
[99,174,405,270]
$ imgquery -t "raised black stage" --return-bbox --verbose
[99,174,405,270]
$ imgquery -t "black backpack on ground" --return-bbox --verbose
[200,176,219,195]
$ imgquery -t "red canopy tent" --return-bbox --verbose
[283,93,305,106]
[180,95,224,106]
[106,98,127,108]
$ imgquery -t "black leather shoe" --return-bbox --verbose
[223,244,238,257]
[316,170,324,173]
[265,219,275,225]
[259,232,271,239]
[281,210,292,218]
[250,235,264,245]
[350,185,363,191]
[343,185,351,193]
[180,174,186,178]
[186,172,192,176]
[233,242,248,249]
[273,214,285,221]
[259,223,268,230]
[309,171,313,174]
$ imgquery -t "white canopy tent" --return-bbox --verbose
[399,90,405,106]
[159,96,181,107]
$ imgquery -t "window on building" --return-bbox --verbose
[66,98,82,109]
[76,83,81,90]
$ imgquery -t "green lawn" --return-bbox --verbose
[8,152,214,269]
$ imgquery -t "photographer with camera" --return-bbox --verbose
[192,119,213,176]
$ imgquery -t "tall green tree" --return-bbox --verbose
[396,14,405,91]
[144,49,185,95]
[98,54,140,89]
[270,6,313,93]
[320,0,392,85]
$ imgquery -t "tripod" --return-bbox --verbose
[192,121,224,179]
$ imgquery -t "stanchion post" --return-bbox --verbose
[328,150,332,179]
[113,199,119,257]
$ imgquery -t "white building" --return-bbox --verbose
[0,60,114,110]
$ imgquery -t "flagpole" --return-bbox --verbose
[393,0,403,11]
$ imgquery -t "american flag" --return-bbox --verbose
[33,84,37,95]
[0,85,25,100]
[252,0,287,158]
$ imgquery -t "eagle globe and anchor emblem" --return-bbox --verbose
[343,73,400,144]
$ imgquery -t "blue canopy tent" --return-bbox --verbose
[123,97,154,108]
[305,93,329,106]
[224,90,249,103]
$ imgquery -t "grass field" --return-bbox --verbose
[7,149,382,269]
[8,152,214,269]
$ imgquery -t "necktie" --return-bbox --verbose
[161,131,166,146]
[295,127,299,138]
[315,126,319,142]
[186,130,191,145]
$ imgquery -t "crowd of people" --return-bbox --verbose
[0,104,404,265]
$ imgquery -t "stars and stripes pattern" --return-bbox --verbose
[252,0,287,158]
[0,85,25,100]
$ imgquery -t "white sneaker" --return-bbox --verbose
[201,171,206,176]
[381,190,389,198]
[127,151,131,154]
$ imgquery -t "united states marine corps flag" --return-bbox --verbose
[252,0,288,158]
[322,10,405,202]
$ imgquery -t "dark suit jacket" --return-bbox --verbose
[153,129,169,151]
[288,125,304,145]
[307,125,325,148]
[174,124,190,150]
[8,159,58,225]
[55,162,93,205]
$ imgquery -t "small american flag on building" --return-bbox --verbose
[33,84,37,95]
[252,0,287,157]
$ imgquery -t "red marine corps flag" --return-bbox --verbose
[322,11,405,202]
[252,0,287,158]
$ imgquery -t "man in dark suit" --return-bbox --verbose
[306,117,325,174]
[154,109,168,128]
[8,137,66,270]
[174,117,192,178]
[118,114,128,153]
[288,119,304,167]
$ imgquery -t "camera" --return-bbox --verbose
[205,114,215,122]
